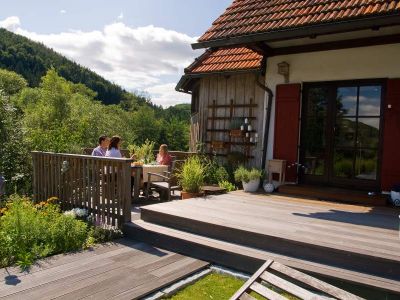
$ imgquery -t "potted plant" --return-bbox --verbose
[229,118,244,137]
[390,184,400,206]
[178,156,205,199]
[234,166,262,192]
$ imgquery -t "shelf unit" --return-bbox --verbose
[207,98,258,162]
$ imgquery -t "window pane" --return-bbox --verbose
[303,117,326,148]
[303,149,325,176]
[333,149,354,178]
[359,86,381,116]
[337,87,357,116]
[357,118,380,148]
[307,87,328,117]
[355,149,378,180]
[335,117,356,147]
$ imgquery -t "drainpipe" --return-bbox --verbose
[255,57,274,170]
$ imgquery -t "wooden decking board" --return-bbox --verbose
[142,200,398,249]
[0,244,164,299]
[277,184,388,206]
[145,194,397,237]
[139,193,400,260]
[0,240,141,282]
[0,240,208,300]
[140,207,400,265]
[126,220,400,294]
[112,260,208,300]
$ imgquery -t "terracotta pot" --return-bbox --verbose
[181,191,204,200]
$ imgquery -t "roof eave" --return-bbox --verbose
[192,14,400,50]
[176,68,262,93]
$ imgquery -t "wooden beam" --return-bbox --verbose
[248,42,274,55]
[272,33,400,56]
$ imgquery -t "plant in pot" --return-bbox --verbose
[234,166,262,193]
[390,184,400,206]
[178,156,205,199]
[229,118,244,137]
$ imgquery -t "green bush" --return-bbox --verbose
[203,157,229,185]
[128,139,155,163]
[234,166,262,183]
[0,195,88,269]
[218,180,236,192]
[177,156,205,193]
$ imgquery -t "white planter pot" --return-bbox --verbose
[390,191,400,206]
[242,179,260,192]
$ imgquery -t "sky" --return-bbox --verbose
[0,0,232,107]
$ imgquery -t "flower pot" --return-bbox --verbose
[242,178,260,192]
[390,191,400,206]
[181,191,204,200]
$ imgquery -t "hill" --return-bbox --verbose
[0,28,142,105]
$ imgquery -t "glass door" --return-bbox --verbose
[300,81,383,190]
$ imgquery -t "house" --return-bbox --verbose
[177,0,400,194]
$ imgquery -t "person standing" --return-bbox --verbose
[91,135,109,157]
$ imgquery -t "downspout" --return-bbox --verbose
[256,57,273,171]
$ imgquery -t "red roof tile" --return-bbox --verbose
[198,0,400,42]
[186,47,263,74]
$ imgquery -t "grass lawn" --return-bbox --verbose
[164,272,298,300]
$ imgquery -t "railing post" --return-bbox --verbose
[123,160,132,224]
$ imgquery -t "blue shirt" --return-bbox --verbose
[92,146,107,157]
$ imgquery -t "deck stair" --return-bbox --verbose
[123,192,400,297]
[278,184,388,206]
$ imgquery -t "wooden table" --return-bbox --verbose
[131,164,169,201]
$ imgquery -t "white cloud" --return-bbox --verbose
[0,16,21,31]
[117,12,124,20]
[0,16,200,107]
[60,10,67,14]
[146,83,191,107]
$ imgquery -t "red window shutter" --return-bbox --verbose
[273,84,301,182]
[381,79,400,191]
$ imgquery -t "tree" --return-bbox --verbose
[0,68,27,95]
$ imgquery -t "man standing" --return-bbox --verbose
[92,135,109,157]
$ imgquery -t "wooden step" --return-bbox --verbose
[139,206,400,282]
[123,220,400,297]
[278,184,388,206]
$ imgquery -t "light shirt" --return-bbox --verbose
[91,146,106,157]
[105,148,122,158]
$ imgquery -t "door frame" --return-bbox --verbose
[299,79,386,191]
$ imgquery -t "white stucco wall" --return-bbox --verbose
[264,43,400,163]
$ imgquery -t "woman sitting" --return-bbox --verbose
[156,144,172,167]
[105,136,122,158]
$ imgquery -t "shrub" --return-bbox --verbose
[218,180,236,192]
[0,195,88,269]
[203,157,229,185]
[128,139,155,163]
[234,166,262,183]
[178,156,205,193]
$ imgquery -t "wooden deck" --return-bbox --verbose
[125,191,400,296]
[0,239,208,300]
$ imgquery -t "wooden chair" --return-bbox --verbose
[145,160,184,201]
[231,259,364,300]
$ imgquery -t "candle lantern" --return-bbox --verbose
[248,125,252,131]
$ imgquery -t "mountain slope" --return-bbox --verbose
[0,28,129,105]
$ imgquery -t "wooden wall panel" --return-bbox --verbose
[197,73,266,167]
[381,78,400,191]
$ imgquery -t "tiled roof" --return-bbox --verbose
[186,47,263,74]
[199,0,400,42]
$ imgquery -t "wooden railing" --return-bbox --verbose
[32,151,133,227]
